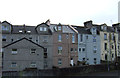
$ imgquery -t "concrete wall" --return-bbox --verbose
[2,33,53,69]
[3,39,44,71]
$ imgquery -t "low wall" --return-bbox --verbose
[2,63,116,76]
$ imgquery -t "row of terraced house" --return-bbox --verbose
[1,20,120,71]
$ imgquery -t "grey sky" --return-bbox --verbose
[0,0,120,26]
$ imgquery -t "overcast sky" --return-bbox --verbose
[0,0,120,26]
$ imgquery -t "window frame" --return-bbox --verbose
[58,46,62,55]
[72,34,75,43]
[104,33,107,40]
[30,62,36,67]
[58,59,62,65]
[2,25,9,30]
[30,49,36,54]
[11,49,17,55]
[43,27,47,31]
[2,35,6,41]
[58,26,62,31]
[58,34,62,42]
[11,62,17,67]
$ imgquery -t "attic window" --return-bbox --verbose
[58,26,61,31]
[104,27,107,30]
[44,27,47,31]
[19,30,23,33]
[27,31,31,33]
[101,26,103,30]
[2,25,8,30]
[40,27,47,31]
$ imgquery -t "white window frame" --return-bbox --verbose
[40,27,43,31]
[31,49,36,54]
[19,30,23,33]
[11,49,17,54]
[44,27,47,31]
[27,31,31,33]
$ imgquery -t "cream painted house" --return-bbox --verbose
[96,24,118,62]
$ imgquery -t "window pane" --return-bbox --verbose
[72,34,75,43]
[82,48,85,51]
[58,34,62,42]
[30,62,36,67]
[44,27,47,31]
[104,33,107,40]
[2,35,6,41]
[58,47,62,54]
[11,62,17,67]
[58,59,62,65]
[31,49,36,54]
[2,26,8,30]
[79,48,81,52]
[104,43,107,50]
[93,36,96,42]
[40,27,43,31]
[58,26,61,31]
[71,48,73,51]
[12,49,17,54]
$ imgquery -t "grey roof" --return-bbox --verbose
[12,25,37,34]
[11,24,52,35]
[93,25,115,32]
[72,26,92,34]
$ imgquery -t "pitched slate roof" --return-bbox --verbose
[2,21,12,25]
[12,25,37,34]
[72,26,92,34]
[93,25,115,32]
[3,37,46,50]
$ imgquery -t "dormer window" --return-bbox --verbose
[19,30,23,33]
[40,27,43,31]
[44,27,47,31]
[104,26,107,30]
[93,28,96,32]
[92,28,96,34]
[101,26,103,30]
[58,26,61,31]
[40,27,47,31]
[2,25,8,30]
